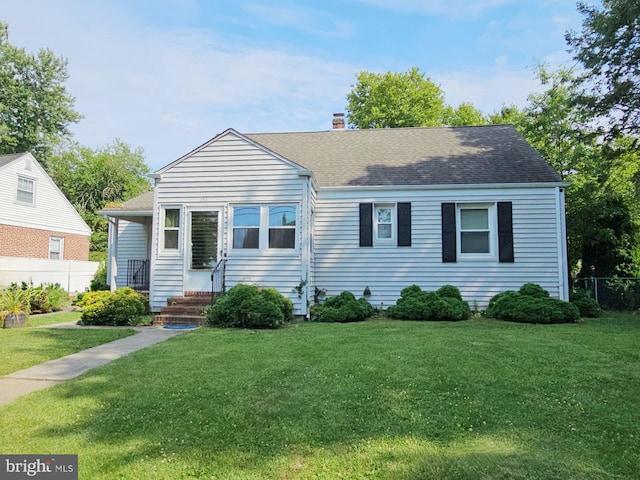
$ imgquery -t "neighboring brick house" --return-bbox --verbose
[0,152,97,291]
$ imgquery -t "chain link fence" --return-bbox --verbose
[573,277,640,311]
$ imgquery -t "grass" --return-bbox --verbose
[1,313,639,479]
[0,311,135,376]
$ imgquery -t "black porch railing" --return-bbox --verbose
[127,259,150,291]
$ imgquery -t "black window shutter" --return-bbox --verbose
[497,202,514,263]
[441,203,456,262]
[359,203,373,247]
[397,202,411,246]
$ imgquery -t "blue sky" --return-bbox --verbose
[3,0,596,169]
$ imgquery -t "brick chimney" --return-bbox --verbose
[332,112,345,130]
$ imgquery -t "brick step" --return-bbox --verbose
[167,296,215,306]
[160,305,208,316]
[153,315,205,326]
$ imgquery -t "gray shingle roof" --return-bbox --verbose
[0,153,27,169]
[117,191,154,211]
[246,125,561,187]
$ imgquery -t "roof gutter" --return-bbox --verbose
[320,181,568,192]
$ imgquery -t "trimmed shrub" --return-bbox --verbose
[387,285,471,321]
[486,284,580,324]
[570,289,602,318]
[205,284,293,329]
[78,287,150,326]
[310,291,375,323]
[519,283,550,298]
[436,285,463,301]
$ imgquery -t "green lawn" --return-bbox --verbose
[1,313,638,479]
[0,312,135,376]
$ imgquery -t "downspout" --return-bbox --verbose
[556,186,569,301]
[107,217,119,292]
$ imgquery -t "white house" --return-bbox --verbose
[0,152,98,291]
[102,123,568,317]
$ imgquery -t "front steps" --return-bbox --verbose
[153,292,216,327]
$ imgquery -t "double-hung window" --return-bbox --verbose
[163,208,181,251]
[232,205,297,250]
[457,204,495,258]
[17,176,35,205]
[374,204,395,244]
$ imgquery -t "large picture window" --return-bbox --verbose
[163,208,181,251]
[232,205,298,250]
[233,206,260,249]
[269,205,296,249]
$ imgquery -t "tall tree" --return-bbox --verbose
[519,65,639,277]
[566,0,640,139]
[442,102,487,127]
[48,140,152,252]
[346,68,446,128]
[0,21,81,164]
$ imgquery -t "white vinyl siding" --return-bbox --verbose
[115,220,149,289]
[0,154,91,236]
[314,186,564,309]
[151,132,307,313]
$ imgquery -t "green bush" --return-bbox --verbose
[90,263,109,291]
[7,282,70,313]
[310,291,374,323]
[436,285,463,301]
[78,287,150,326]
[486,284,580,324]
[204,284,293,329]
[387,285,471,321]
[519,283,550,298]
[570,289,602,318]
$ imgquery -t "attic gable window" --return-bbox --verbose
[17,176,35,205]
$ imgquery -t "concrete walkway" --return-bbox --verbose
[0,323,192,407]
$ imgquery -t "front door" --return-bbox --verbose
[185,209,223,292]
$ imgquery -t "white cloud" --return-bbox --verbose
[2,1,358,169]
[355,0,515,19]
[243,4,355,37]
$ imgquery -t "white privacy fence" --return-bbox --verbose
[0,257,99,293]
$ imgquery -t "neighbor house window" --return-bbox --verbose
[374,204,395,244]
[233,206,260,249]
[17,176,35,205]
[163,208,181,251]
[457,204,495,256]
[49,236,63,260]
[232,205,298,250]
[269,205,296,249]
